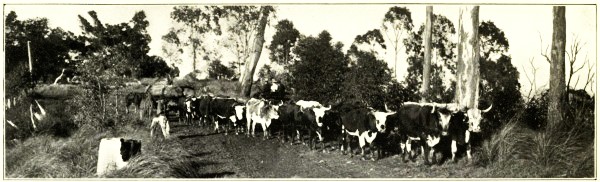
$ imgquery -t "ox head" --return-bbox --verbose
[371,104,396,133]
[234,105,246,121]
[466,104,492,132]
[431,105,452,136]
[312,105,332,127]
[264,100,283,127]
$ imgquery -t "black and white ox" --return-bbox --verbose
[339,105,395,161]
[391,102,453,165]
[447,104,492,162]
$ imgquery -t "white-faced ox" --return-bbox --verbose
[339,106,395,161]
[96,138,141,176]
[246,98,282,139]
[447,104,492,162]
[391,102,453,165]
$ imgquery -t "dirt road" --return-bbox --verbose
[166,121,484,178]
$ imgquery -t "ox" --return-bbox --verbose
[391,102,452,165]
[295,101,332,152]
[246,98,282,139]
[209,97,245,135]
[275,102,303,144]
[339,106,395,161]
[447,104,492,162]
[183,97,197,125]
[96,138,141,176]
[125,92,144,114]
[195,95,213,126]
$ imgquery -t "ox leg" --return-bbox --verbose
[466,143,472,162]
[451,140,458,162]
[261,122,268,140]
[150,120,156,138]
[422,141,432,166]
[400,141,407,162]
[359,135,367,161]
[406,139,414,162]
[165,120,171,139]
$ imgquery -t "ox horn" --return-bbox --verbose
[384,103,391,112]
[482,104,493,113]
[431,104,436,113]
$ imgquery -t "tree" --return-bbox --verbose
[454,6,480,109]
[343,45,393,110]
[478,21,523,132]
[382,6,413,77]
[403,14,456,102]
[239,6,274,97]
[289,31,348,104]
[268,19,300,65]
[221,6,262,75]
[421,6,434,102]
[168,6,224,71]
[208,60,235,79]
[78,11,164,78]
[548,6,566,128]
[5,11,82,97]
[353,29,386,56]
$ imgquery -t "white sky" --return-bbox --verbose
[4,3,597,97]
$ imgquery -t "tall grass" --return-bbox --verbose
[477,110,595,178]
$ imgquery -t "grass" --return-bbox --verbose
[476,117,594,178]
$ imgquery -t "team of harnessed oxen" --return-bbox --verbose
[122,82,493,166]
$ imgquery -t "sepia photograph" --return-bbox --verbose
[2,0,597,179]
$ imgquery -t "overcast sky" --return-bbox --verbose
[4,3,596,97]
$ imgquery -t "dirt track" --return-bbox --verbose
[166,121,484,178]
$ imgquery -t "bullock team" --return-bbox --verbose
[138,92,491,165]
[121,79,493,168]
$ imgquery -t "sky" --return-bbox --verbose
[4,3,597,98]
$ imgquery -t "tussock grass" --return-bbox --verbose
[477,114,594,178]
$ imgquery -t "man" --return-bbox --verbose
[260,78,286,102]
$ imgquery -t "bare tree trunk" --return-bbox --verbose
[454,6,480,109]
[548,6,566,128]
[421,6,433,103]
[240,6,272,97]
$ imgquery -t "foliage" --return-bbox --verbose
[5,11,82,97]
[402,14,456,103]
[268,19,300,65]
[477,21,524,134]
[78,11,173,79]
[342,45,393,110]
[208,60,236,79]
[381,6,413,74]
[289,31,348,104]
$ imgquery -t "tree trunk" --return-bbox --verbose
[240,6,271,97]
[548,6,566,128]
[191,29,197,71]
[421,6,433,103]
[454,6,480,109]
